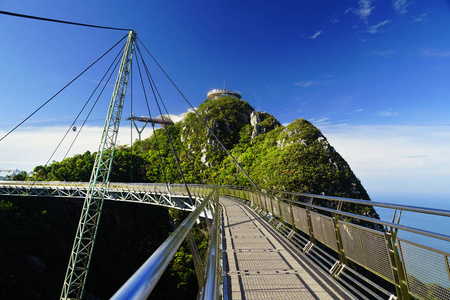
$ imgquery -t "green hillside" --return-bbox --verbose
[32,96,371,200]
[29,96,375,215]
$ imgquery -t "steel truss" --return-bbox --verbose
[0,182,198,211]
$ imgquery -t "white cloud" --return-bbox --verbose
[295,80,329,87]
[346,107,363,114]
[308,31,322,39]
[0,125,153,172]
[320,124,450,195]
[348,0,374,23]
[414,13,427,23]
[295,81,319,87]
[0,108,196,173]
[369,50,395,56]
[377,110,398,117]
[421,49,450,58]
[367,20,392,34]
[393,0,409,14]
[311,117,331,126]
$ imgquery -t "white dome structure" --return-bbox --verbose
[207,89,241,100]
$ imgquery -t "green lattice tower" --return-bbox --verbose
[60,30,136,300]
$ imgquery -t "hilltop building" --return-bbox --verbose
[207,89,241,100]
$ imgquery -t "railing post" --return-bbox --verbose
[385,224,411,299]
[273,196,281,218]
[200,187,221,300]
[331,212,347,275]
[289,195,295,227]
[306,197,316,244]
[187,232,205,288]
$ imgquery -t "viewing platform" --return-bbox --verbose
[207,89,242,100]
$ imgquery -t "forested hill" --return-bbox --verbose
[29,95,377,217]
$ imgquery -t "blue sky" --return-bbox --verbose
[1,0,450,203]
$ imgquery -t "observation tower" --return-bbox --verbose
[207,89,241,100]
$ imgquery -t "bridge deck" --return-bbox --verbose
[221,197,352,300]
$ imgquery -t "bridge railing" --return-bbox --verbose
[220,185,450,300]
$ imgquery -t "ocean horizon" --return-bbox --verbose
[370,192,450,253]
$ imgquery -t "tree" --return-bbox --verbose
[12,171,28,181]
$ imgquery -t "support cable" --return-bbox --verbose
[137,45,187,181]
[0,10,131,31]
[137,48,200,183]
[134,51,168,184]
[136,44,194,204]
[0,34,128,143]
[63,45,124,160]
[137,38,261,193]
[41,44,124,171]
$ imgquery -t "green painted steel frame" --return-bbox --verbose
[60,30,137,300]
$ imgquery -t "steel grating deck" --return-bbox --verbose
[221,197,353,300]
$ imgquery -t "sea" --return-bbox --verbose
[370,192,450,253]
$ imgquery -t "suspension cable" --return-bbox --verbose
[29,43,123,185]
[136,49,200,182]
[139,51,200,183]
[42,44,125,168]
[63,47,123,160]
[137,38,262,193]
[134,48,168,183]
[0,34,128,143]
[0,10,131,31]
[136,44,194,204]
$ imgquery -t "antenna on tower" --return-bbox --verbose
[223,77,225,90]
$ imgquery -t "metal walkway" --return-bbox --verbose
[221,197,352,300]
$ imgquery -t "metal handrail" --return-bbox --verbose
[110,188,218,300]
[221,185,450,217]
[304,202,450,242]
[200,190,221,300]
[219,186,450,241]
[291,192,450,217]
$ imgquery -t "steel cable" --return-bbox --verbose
[0,34,128,143]
[136,44,194,204]
[0,10,131,31]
